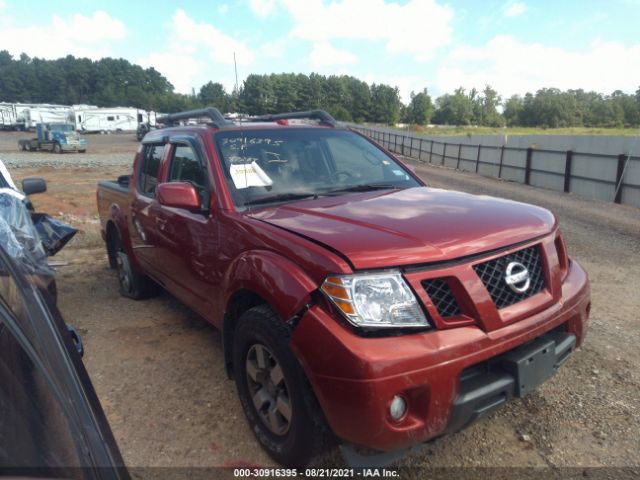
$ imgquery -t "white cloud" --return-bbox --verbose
[250,0,277,17]
[217,4,229,14]
[258,38,288,59]
[139,51,206,93]
[282,0,453,61]
[309,41,357,67]
[0,11,126,59]
[171,9,254,65]
[139,9,255,93]
[435,35,640,97]
[0,0,6,9]
[504,1,527,17]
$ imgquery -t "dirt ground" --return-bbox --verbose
[2,131,639,472]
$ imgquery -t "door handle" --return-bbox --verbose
[155,217,167,230]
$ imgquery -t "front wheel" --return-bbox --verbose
[53,143,62,154]
[233,305,328,467]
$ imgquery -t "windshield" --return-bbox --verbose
[49,124,73,132]
[214,128,420,208]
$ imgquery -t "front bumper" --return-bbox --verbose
[60,143,85,151]
[290,259,590,452]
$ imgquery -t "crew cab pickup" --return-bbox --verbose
[96,108,590,467]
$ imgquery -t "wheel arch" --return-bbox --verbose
[221,250,319,378]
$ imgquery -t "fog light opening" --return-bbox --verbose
[389,395,407,422]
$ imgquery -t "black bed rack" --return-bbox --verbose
[156,107,233,129]
[247,109,338,127]
[156,108,338,129]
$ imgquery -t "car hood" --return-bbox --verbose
[249,187,556,270]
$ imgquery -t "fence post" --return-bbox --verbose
[419,138,424,162]
[498,145,505,178]
[394,134,398,153]
[401,136,406,156]
[442,143,447,166]
[614,153,627,204]
[475,144,482,173]
[456,143,462,170]
[525,147,533,185]
[429,140,434,163]
[564,150,573,193]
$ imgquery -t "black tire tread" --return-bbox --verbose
[113,234,160,300]
[233,305,331,466]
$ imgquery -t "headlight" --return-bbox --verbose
[321,271,430,329]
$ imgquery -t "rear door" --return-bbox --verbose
[152,137,221,320]
[129,142,166,277]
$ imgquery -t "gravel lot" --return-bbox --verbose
[1,131,638,474]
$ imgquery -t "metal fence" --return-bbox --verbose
[350,125,640,208]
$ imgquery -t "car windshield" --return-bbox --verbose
[214,128,420,208]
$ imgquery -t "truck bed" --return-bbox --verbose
[98,175,130,195]
[97,175,131,229]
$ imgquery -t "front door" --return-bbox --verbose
[154,140,221,320]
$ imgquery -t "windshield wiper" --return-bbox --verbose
[243,192,319,207]
[323,184,405,195]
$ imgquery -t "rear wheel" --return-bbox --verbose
[113,235,160,299]
[233,305,328,467]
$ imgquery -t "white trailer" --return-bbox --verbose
[73,107,153,133]
[16,104,72,130]
[0,103,18,130]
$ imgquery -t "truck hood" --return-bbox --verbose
[249,187,556,270]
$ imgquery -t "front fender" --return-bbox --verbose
[223,250,318,322]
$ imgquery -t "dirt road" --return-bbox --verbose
[2,131,638,471]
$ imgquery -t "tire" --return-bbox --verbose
[78,149,86,153]
[53,143,62,154]
[113,235,160,299]
[20,143,26,151]
[233,305,328,467]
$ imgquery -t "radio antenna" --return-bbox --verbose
[233,52,239,94]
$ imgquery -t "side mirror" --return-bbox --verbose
[157,182,200,210]
[22,177,47,195]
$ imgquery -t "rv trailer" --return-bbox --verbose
[0,103,18,130]
[73,107,153,133]
[15,104,72,130]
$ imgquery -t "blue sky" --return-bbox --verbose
[1,0,639,102]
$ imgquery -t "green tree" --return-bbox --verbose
[434,87,473,125]
[503,95,524,126]
[199,81,230,111]
[406,88,434,125]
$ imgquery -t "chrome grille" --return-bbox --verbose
[473,245,545,309]
[422,278,461,318]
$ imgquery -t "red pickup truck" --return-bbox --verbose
[97,108,590,466]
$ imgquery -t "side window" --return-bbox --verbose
[138,144,164,197]
[168,144,208,204]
